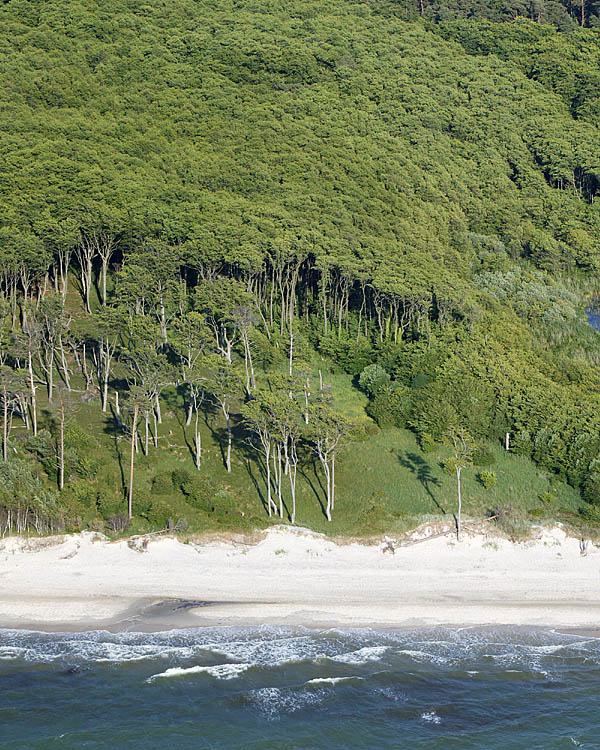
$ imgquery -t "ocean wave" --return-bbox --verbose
[147,662,251,682]
[244,685,329,719]
[2,624,600,674]
[305,676,363,685]
[332,646,389,665]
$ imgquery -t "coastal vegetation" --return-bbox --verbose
[0,0,599,537]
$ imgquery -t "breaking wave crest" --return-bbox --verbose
[147,662,251,682]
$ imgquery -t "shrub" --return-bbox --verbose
[171,468,192,491]
[472,445,496,466]
[151,472,173,495]
[478,470,497,489]
[358,364,390,397]
[367,384,412,428]
[582,472,600,506]
[539,489,557,504]
[580,502,600,523]
[181,476,217,513]
[317,332,375,375]
[142,499,171,528]
[442,457,457,476]
[511,430,532,457]
[419,432,436,453]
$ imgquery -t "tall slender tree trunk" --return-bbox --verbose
[28,354,37,436]
[59,405,65,490]
[153,410,159,448]
[101,258,108,306]
[324,460,332,521]
[194,409,201,470]
[222,403,232,472]
[128,404,139,520]
[456,467,462,542]
[331,452,335,511]
[289,444,297,524]
[265,441,273,517]
[47,353,54,401]
[2,386,7,462]
[277,442,283,518]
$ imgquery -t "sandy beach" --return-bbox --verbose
[0,524,599,632]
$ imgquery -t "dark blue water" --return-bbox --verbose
[1,625,599,749]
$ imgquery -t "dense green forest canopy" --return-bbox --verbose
[1,0,600,534]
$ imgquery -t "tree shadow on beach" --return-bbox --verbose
[398,451,447,515]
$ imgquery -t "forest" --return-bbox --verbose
[1,0,600,537]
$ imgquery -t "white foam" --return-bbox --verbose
[147,662,250,682]
[333,646,388,665]
[306,676,362,685]
[247,685,327,719]
[421,710,442,724]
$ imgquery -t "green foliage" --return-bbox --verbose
[478,470,497,489]
[181,476,217,514]
[359,364,391,397]
[318,334,375,376]
[539,489,557,504]
[0,0,599,535]
[367,385,412,429]
[472,445,496,466]
[151,472,173,495]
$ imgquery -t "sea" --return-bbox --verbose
[1,624,599,749]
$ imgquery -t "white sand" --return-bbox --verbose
[0,524,599,631]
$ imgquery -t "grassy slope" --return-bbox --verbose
[19,286,580,536]
[21,338,581,538]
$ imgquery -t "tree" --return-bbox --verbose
[74,204,124,310]
[124,387,151,521]
[205,356,242,473]
[229,304,258,394]
[445,428,474,542]
[183,358,210,471]
[309,405,353,521]
[34,294,71,401]
[0,366,18,462]
[13,308,42,435]
[52,386,78,490]
[243,393,279,517]
[89,306,127,412]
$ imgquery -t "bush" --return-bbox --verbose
[539,489,557,504]
[151,472,173,495]
[442,457,457,476]
[478,470,497,489]
[317,332,375,375]
[582,472,600,506]
[181,476,216,513]
[367,384,412,428]
[142,499,171,528]
[171,468,192,491]
[579,502,600,523]
[511,430,532,457]
[419,432,436,453]
[358,364,390,397]
[472,445,496,466]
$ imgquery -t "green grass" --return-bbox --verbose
[9,363,584,539]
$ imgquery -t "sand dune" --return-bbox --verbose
[0,524,598,631]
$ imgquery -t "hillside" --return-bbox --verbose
[0,0,599,536]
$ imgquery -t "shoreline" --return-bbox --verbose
[1,525,599,633]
